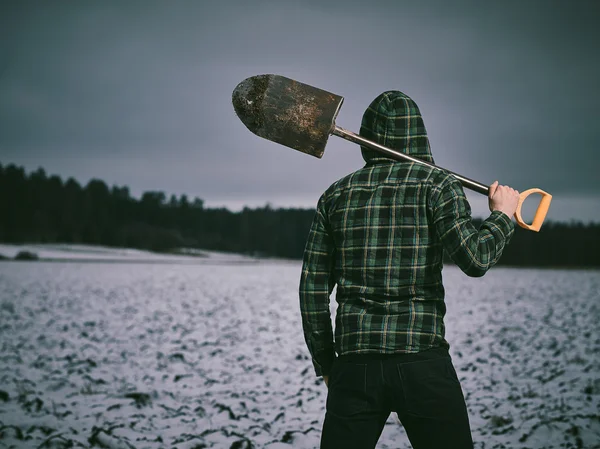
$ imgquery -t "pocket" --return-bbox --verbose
[326,361,368,416]
[398,357,466,419]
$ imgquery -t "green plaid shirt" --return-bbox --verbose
[299,91,515,377]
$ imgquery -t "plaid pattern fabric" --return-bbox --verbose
[299,91,515,376]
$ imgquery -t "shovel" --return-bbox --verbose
[232,74,552,232]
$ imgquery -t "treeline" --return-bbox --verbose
[0,163,313,258]
[0,163,598,267]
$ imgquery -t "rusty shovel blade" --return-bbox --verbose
[232,74,344,158]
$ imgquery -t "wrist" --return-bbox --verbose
[493,209,513,219]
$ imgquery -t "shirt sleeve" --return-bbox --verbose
[433,177,515,277]
[299,196,337,377]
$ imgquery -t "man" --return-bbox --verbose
[299,90,520,449]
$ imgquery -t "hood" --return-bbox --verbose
[359,91,434,165]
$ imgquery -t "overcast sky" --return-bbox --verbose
[1,0,599,223]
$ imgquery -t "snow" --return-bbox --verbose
[0,249,598,448]
[0,243,261,264]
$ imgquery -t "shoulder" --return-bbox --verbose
[321,166,371,199]
[311,166,369,217]
[318,163,464,208]
[428,169,469,210]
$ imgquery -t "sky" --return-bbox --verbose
[1,0,599,223]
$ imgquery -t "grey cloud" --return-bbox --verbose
[0,0,598,220]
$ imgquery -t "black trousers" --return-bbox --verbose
[320,347,474,449]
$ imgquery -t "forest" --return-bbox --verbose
[0,162,598,267]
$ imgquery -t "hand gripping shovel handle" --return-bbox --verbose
[232,74,553,232]
[333,126,552,232]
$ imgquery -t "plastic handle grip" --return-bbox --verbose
[514,188,553,232]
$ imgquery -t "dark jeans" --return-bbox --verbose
[320,347,473,449]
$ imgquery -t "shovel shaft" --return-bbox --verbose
[332,126,489,196]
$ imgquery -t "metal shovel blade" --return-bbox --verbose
[232,74,344,158]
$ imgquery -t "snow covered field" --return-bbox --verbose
[0,247,598,448]
[0,244,260,264]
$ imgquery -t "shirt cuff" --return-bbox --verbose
[488,210,515,241]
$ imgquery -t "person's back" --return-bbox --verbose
[299,91,520,449]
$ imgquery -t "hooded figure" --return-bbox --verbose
[359,90,434,165]
[300,90,517,449]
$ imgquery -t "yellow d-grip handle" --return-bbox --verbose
[514,188,553,232]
